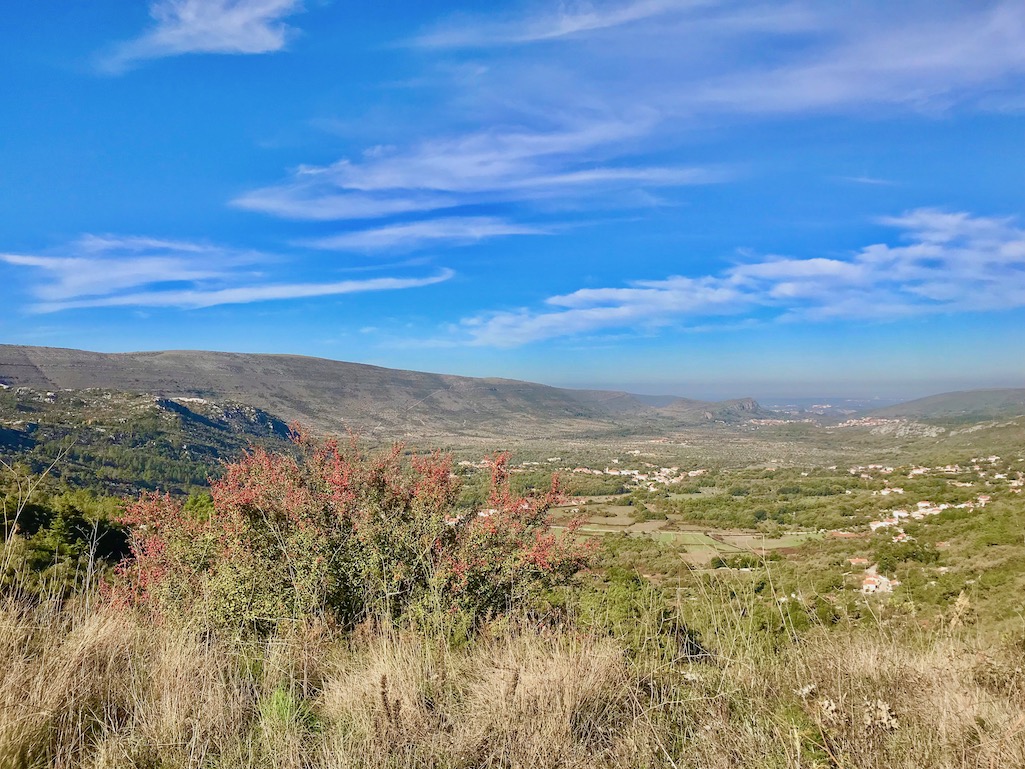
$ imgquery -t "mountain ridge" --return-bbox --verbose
[0,344,763,438]
[868,388,1025,420]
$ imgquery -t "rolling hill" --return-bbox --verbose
[0,345,764,439]
[869,388,1025,421]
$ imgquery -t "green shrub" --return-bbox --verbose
[108,433,593,635]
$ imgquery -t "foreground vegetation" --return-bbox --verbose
[2,586,1023,768]
[3,424,1024,768]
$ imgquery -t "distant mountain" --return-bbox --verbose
[869,389,1025,420]
[657,396,760,422]
[0,345,766,439]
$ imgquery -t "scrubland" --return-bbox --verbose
[3,427,1024,768]
[1,587,1023,769]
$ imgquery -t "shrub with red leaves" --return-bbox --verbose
[108,432,592,633]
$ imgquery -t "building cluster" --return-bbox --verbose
[568,463,707,491]
[848,456,1023,597]
[849,464,895,475]
[868,495,991,532]
[457,456,714,493]
[870,486,904,496]
[861,571,900,594]
[830,417,904,430]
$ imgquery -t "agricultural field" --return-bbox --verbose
[451,420,1025,632]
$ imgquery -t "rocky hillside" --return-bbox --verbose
[0,385,294,494]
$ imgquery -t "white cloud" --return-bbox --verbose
[877,209,1021,248]
[231,189,458,222]
[731,257,867,283]
[76,234,218,253]
[233,119,721,221]
[303,217,546,252]
[412,1,1025,120]
[462,276,746,347]
[1,234,453,312]
[1,253,228,304]
[839,176,895,186]
[32,271,454,312]
[688,3,1025,115]
[413,0,694,48]
[0,235,245,303]
[100,0,304,72]
[460,209,1025,346]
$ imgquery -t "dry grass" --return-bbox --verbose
[783,629,1025,768]
[0,597,1022,769]
[317,629,651,768]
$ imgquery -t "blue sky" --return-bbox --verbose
[1,1,1023,399]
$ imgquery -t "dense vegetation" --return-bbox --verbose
[0,387,293,495]
[1,466,129,600]
[108,433,591,635]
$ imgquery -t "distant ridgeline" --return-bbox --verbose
[0,344,768,442]
[867,389,1025,421]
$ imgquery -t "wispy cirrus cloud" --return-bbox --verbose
[838,176,896,187]
[31,273,454,313]
[1,234,452,312]
[412,0,692,48]
[459,209,1025,346]
[1,236,244,304]
[303,217,546,252]
[686,3,1025,115]
[413,1,1025,118]
[233,118,724,221]
[99,0,305,73]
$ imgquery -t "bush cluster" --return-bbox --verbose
[109,432,593,634]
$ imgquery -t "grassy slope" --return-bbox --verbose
[1,592,1022,768]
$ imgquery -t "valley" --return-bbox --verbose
[2,345,1023,767]
[3,345,1023,631]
